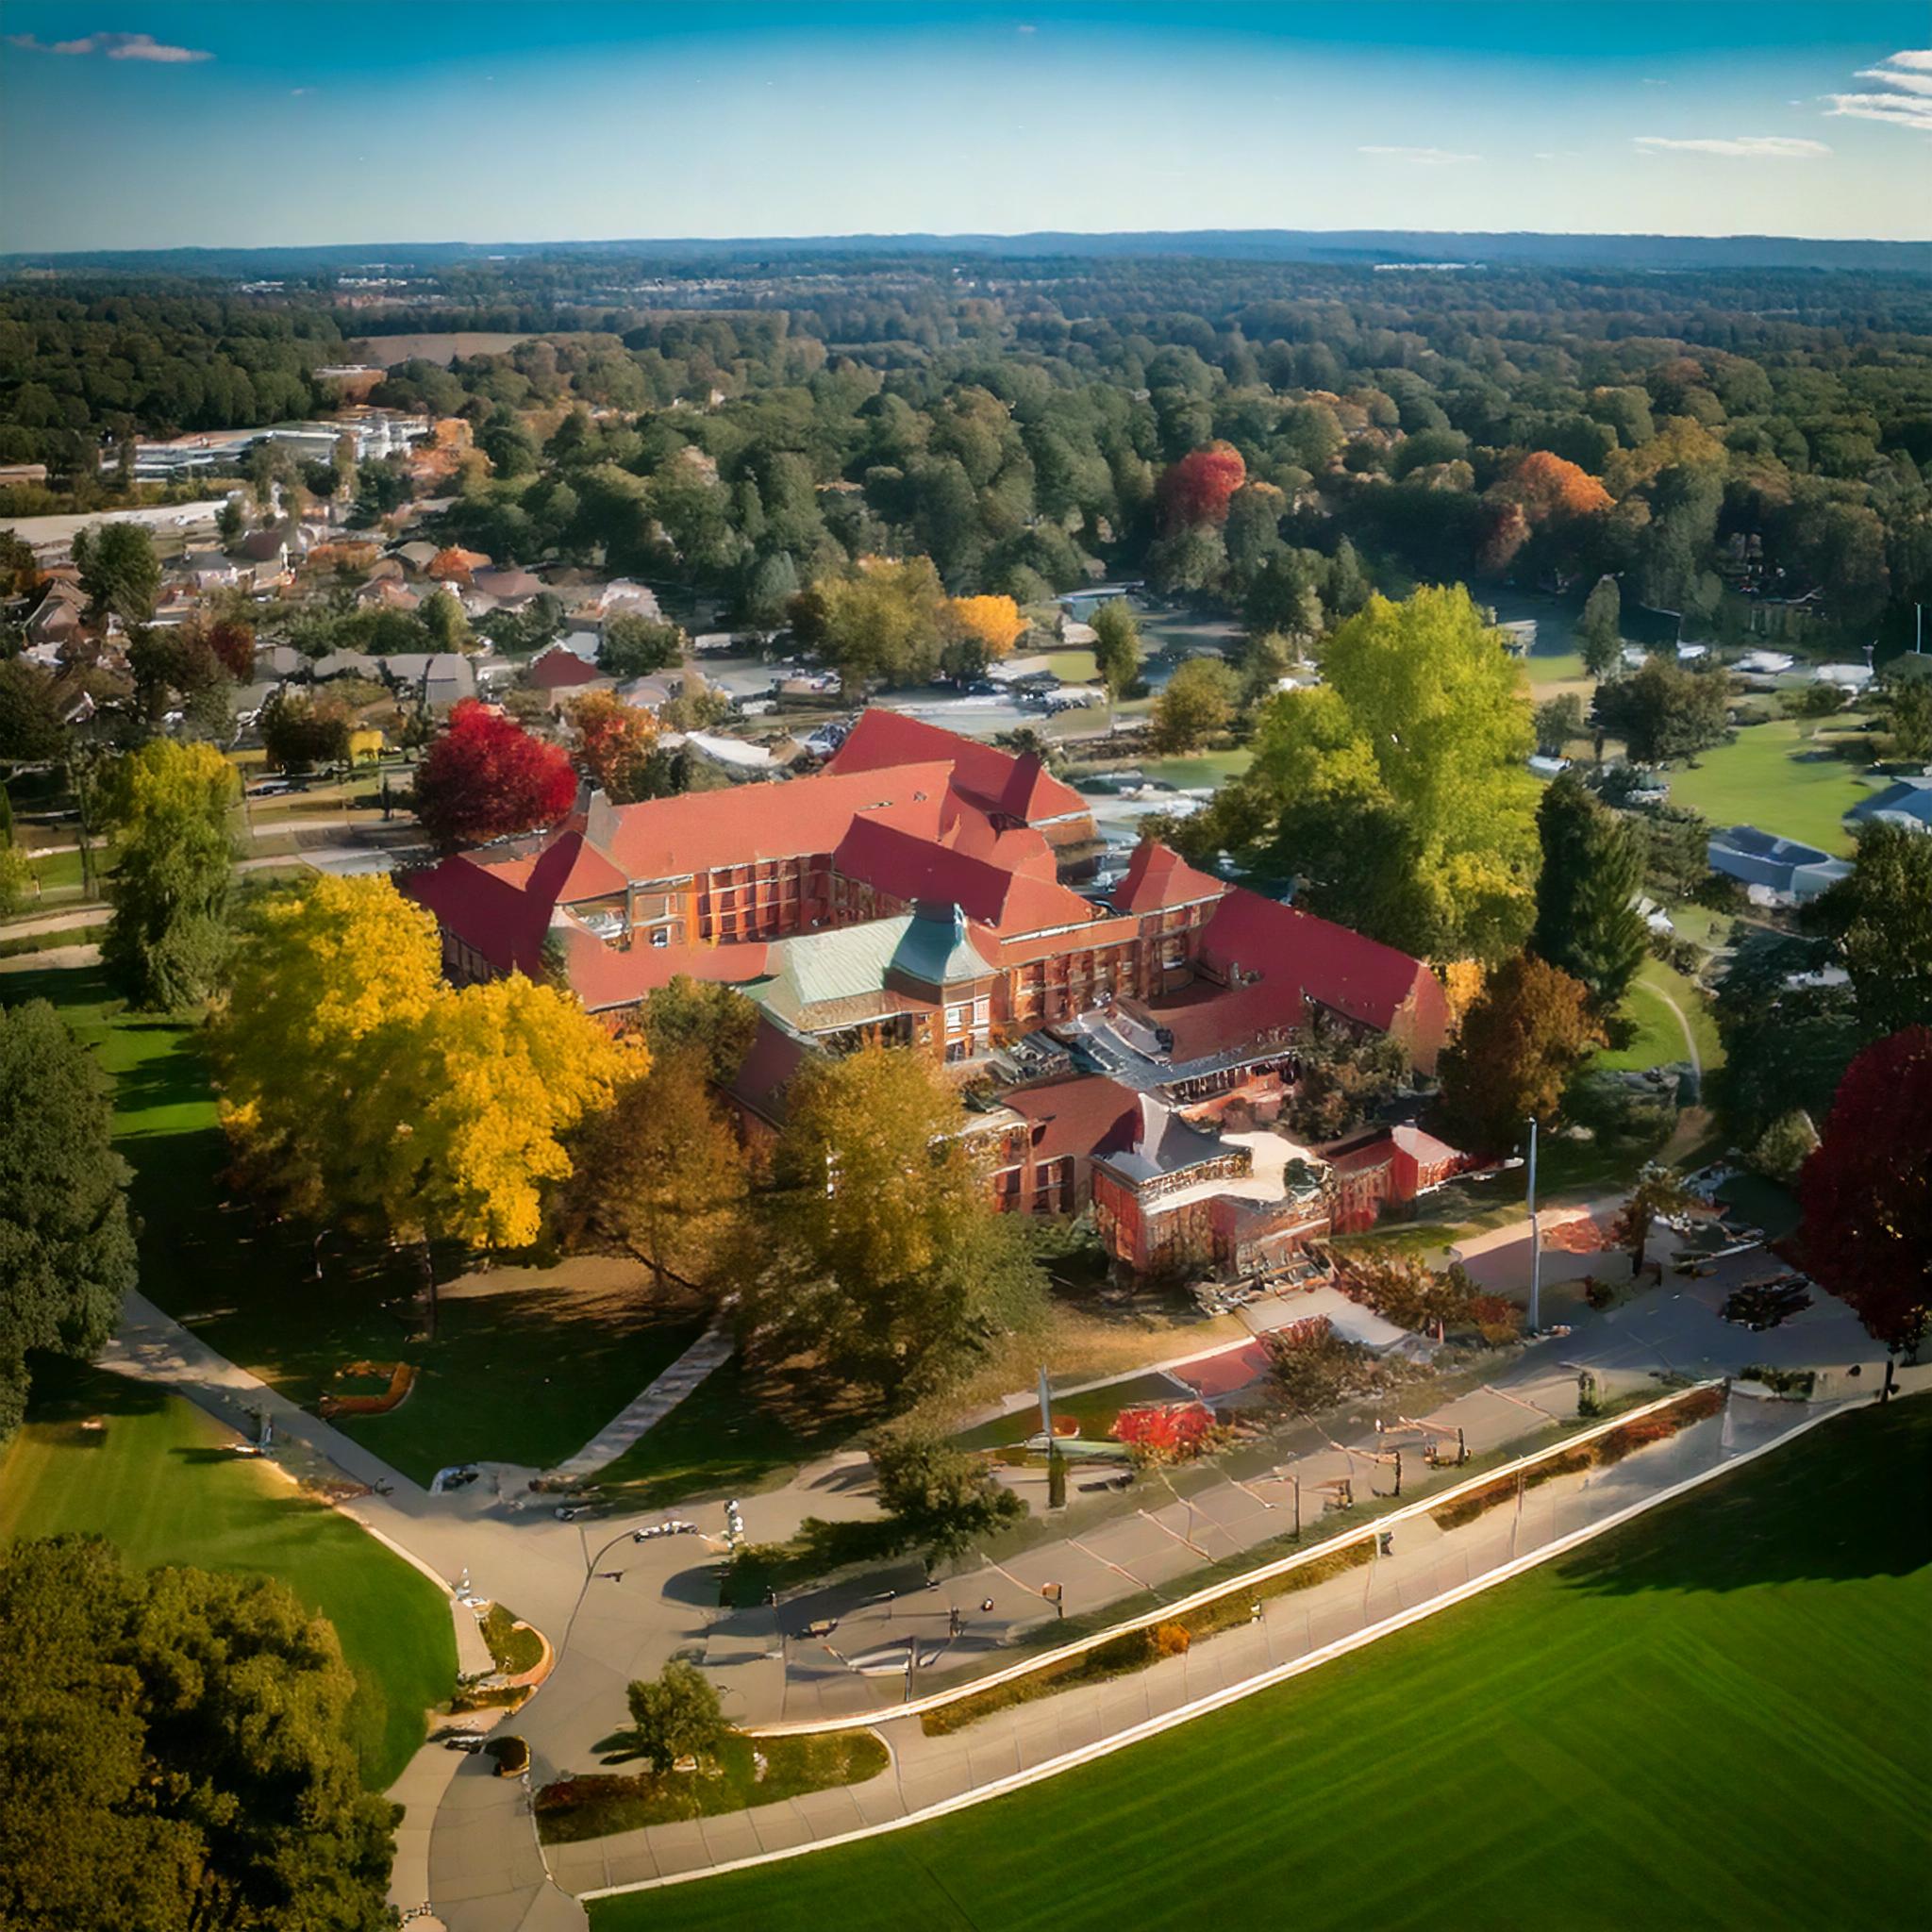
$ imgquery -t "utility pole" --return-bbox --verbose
[1526,1114,1542,1334]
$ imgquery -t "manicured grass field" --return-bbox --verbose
[1663,716,1874,855]
[0,1360,455,1790]
[0,964,704,1483]
[593,1397,1932,1932]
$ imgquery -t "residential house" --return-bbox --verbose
[1707,824,1852,903]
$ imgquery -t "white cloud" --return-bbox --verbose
[1634,134,1831,158]
[6,29,209,62]
[1827,49,1932,131]
[1357,144,1482,167]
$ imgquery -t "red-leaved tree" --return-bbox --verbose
[206,618,257,681]
[1799,1026,1932,1351]
[413,699,576,850]
[1157,442,1246,533]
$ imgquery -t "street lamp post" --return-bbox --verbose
[1526,1114,1542,1334]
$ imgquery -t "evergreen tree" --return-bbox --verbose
[1577,575,1623,679]
[1531,774,1649,1013]
[0,1003,137,1441]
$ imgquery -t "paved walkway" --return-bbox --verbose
[546,1325,736,1480]
[544,1393,1827,1897]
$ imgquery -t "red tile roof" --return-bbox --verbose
[561,927,768,1013]
[1114,840,1228,915]
[1138,973,1306,1063]
[833,817,1100,940]
[824,708,1091,824]
[1004,1074,1141,1165]
[1198,887,1448,1072]
[403,832,583,977]
[601,761,957,881]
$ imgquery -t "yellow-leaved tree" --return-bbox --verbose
[214,874,641,1329]
[945,594,1025,662]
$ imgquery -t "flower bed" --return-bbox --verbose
[317,1359,415,1419]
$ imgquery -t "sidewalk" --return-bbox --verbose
[546,1325,735,1481]
[542,1394,1823,1900]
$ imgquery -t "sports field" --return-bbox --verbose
[591,1397,1932,1932]
[0,1360,456,1789]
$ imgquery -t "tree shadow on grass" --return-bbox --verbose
[24,1354,169,1424]
[1554,1400,1932,1598]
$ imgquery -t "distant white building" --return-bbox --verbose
[1813,662,1874,692]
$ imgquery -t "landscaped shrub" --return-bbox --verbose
[534,1732,890,1841]
[1110,1401,1222,1462]
[1154,1622,1191,1657]
[1742,1365,1816,1398]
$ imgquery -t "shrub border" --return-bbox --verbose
[747,1377,1727,1740]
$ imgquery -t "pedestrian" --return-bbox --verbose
[948,1607,961,1638]
[1249,1599,1262,1624]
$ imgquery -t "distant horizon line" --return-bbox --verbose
[6,223,1932,264]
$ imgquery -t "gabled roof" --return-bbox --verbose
[834,815,1099,940]
[1114,839,1227,915]
[1004,1074,1141,1166]
[560,927,767,1013]
[824,708,1090,824]
[598,760,956,882]
[1197,887,1447,1050]
[529,648,603,691]
[1094,1094,1229,1186]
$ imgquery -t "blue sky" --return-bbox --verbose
[2,3,1928,252]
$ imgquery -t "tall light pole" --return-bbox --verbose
[1526,1114,1542,1334]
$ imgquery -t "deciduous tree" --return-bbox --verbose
[413,698,576,849]
[1150,656,1237,753]
[1434,952,1602,1156]
[565,1049,748,1289]
[259,690,351,772]
[869,1424,1024,1565]
[1157,441,1245,531]
[1205,587,1539,962]
[744,1046,1044,1400]
[597,614,688,677]
[623,1660,731,1776]
[99,739,237,1010]
[0,1537,396,1932]
[1610,1164,1700,1275]
[1800,1026,1932,1351]
[1592,655,1730,763]
[944,594,1024,662]
[568,689,658,801]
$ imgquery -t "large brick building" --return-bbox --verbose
[404,708,1457,1277]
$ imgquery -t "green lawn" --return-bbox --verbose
[1594,958,1723,1076]
[0,1359,455,1790]
[593,1397,1932,1932]
[593,1355,862,1509]
[1135,749,1253,791]
[1663,717,1874,855]
[0,964,704,1484]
